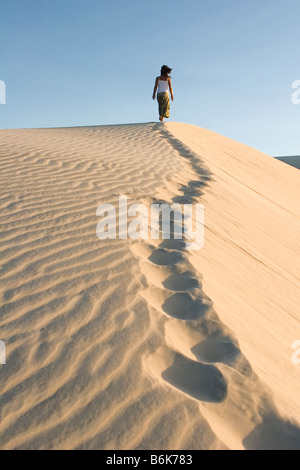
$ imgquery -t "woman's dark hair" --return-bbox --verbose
[161,65,172,76]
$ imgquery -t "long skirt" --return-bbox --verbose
[157,92,170,118]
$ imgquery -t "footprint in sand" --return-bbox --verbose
[144,346,227,403]
[162,352,227,402]
[148,248,184,266]
[191,336,240,364]
[162,271,200,292]
[162,292,212,320]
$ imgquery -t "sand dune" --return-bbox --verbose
[0,122,299,450]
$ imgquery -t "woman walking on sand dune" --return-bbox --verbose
[152,65,174,122]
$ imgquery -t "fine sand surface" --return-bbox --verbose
[0,122,299,450]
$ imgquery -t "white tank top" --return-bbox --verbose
[158,79,169,94]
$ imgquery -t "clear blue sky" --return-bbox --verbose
[1,0,299,156]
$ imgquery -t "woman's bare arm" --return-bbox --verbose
[168,77,174,101]
[152,77,159,100]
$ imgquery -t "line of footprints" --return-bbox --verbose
[131,191,254,405]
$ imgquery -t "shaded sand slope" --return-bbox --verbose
[0,122,299,449]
